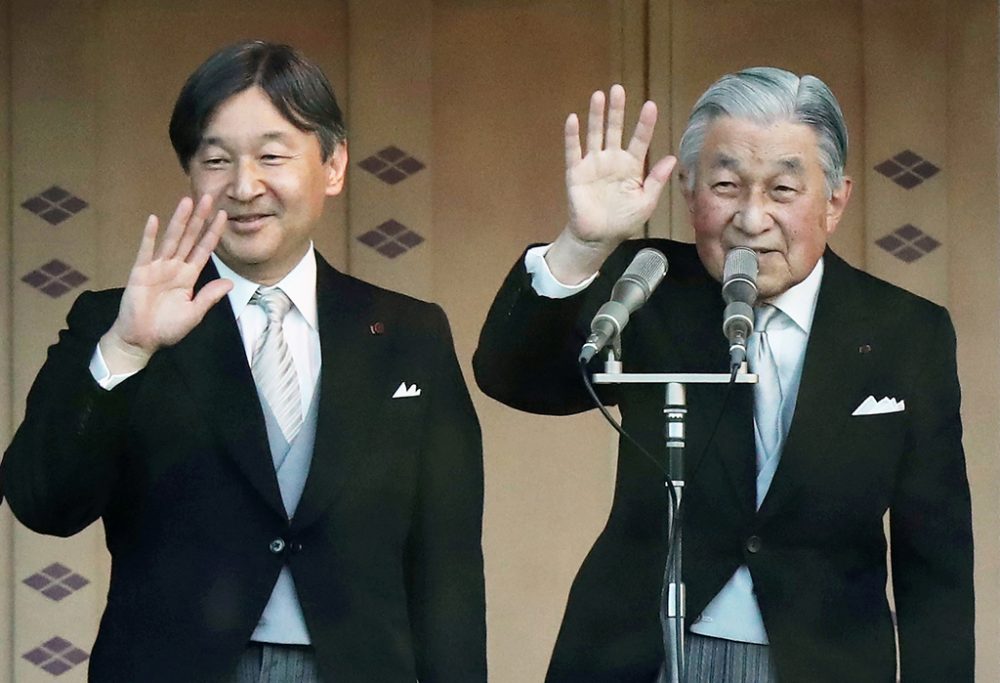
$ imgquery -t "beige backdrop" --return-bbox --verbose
[1,1,998,681]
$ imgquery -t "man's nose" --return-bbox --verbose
[228,159,265,202]
[732,194,772,235]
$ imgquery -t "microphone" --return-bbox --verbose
[579,248,668,364]
[721,247,759,370]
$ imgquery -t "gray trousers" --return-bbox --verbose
[658,633,778,683]
[230,642,322,683]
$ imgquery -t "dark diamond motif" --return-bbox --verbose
[21,261,89,299]
[377,168,407,185]
[874,150,942,189]
[23,562,91,602]
[356,220,425,259]
[21,185,90,225]
[23,636,89,676]
[357,231,387,247]
[358,145,426,185]
[875,224,942,263]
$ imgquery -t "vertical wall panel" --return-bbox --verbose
[946,2,1000,680]
[347,0,434,299]
[432,3,620,680]
[1,2,13,680]
[863,0,949,304]
[11,1,102,680]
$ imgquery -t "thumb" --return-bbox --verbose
[191,278,234,319]
[641,155,677,204]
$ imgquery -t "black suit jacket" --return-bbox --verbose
[474,239,973,683]
[1,254,487,682]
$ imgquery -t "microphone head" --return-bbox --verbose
[722,247,759,305]
[616,248,669,302]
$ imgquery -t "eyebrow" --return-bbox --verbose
[200,131,291,148]
[708,154,740,171]
[776,157,805,175]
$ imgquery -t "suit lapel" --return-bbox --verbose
[292,256,384,531]
[757,250,875,521]
[167,262,286,518]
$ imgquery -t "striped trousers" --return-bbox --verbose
[230,642,322,683]
[658,633,778,683]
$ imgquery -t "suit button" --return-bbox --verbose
[745,535,762,553]
[269,538,286,554]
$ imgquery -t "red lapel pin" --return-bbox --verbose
[370,321,385,335]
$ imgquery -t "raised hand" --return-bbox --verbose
[99,195,233,374]
[547,85,676,283]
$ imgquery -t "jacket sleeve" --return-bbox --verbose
[405,304,487,682]
[889,306,975,681]
[473,246,630,415]
[0,289,136,536]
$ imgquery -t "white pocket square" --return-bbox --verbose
[392,382,422,399]
[852,395,905,416]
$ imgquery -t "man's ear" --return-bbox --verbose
[325,141,349,197]
[825,176,853,235]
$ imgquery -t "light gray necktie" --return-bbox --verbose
[250,288,303,443]
[748,304,786,461]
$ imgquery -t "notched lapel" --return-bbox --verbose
[292,261,384,531]
[168,265,286,518]
[758,253,873,520]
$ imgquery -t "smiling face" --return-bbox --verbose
[189,86,348,285]
[682,116,851,299]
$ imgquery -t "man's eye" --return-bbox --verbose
[712,181,737,192]
[203,158,229,168]
[261,154,288,164]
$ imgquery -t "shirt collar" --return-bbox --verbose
[761,256,824,335]
[210,244,319,331]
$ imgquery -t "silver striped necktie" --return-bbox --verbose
[250,288,303,443]
[748,304,786,461]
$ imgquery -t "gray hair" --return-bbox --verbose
[677,67,848,197]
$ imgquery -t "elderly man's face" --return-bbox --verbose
[683,117,851,299]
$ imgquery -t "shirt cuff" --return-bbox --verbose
[89,344,138,391]
[524,244,598,299]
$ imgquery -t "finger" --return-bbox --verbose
[564,113,582,170]
[133,214,159,269]
[191,278,234,319]
[187,209,228,267]
[175,194,214,262]
[641,155,678,206]
[626,100,659,162]
[156,196,195,260]
[605,84,626,150]
[585,90,606,155]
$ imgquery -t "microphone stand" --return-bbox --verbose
[592,351,756,683]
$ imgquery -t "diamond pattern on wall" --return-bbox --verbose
[22,637,90,676]
[23,563,90,601]
[21,260,89,298]
[358,146,425,185]
[874,150,940,189]
[21,186,89,225]
[357,220,425,258]
[875,224,941,263]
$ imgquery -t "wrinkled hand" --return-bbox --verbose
[548,85,676,283]
[99,195,232,374]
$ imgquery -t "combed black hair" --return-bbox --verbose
[169,40,347,172]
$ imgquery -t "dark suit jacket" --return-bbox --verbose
[474,239,973,683]
[1,254,487,682]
